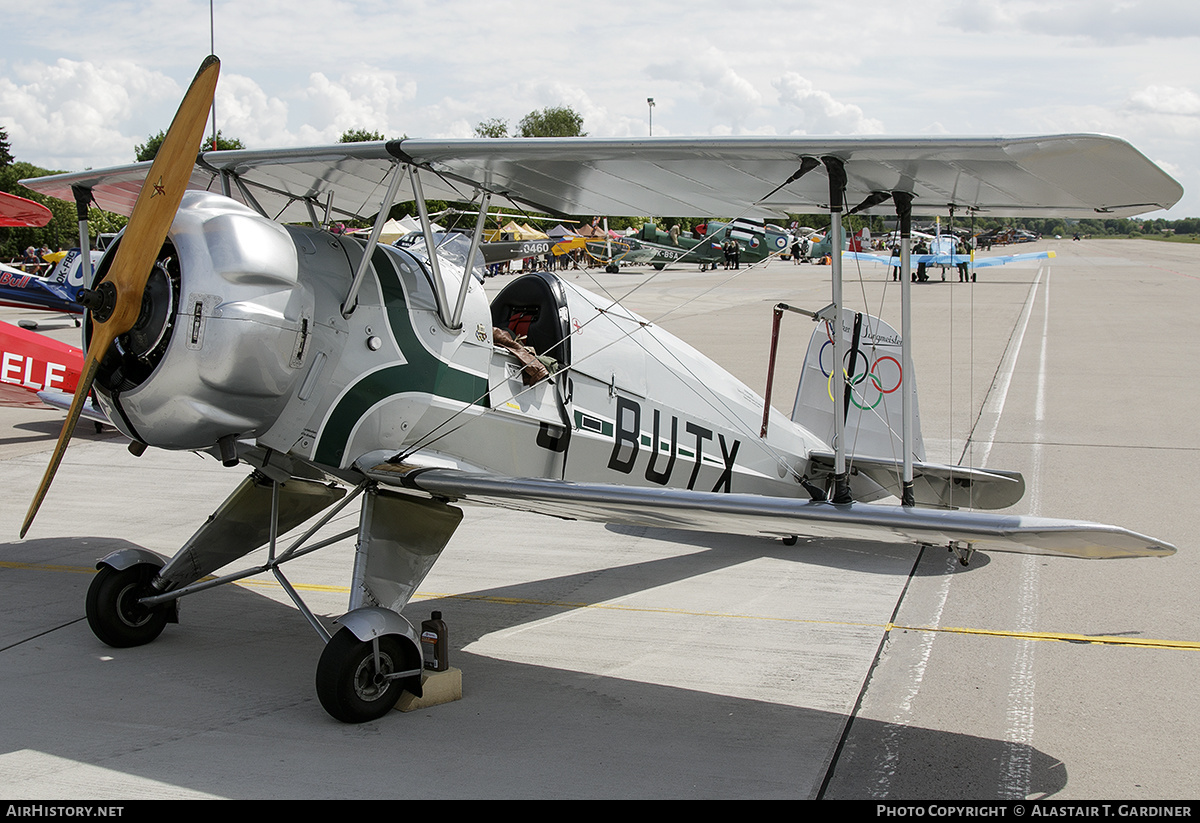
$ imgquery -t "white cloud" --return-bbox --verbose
[0,59,179,168]
[3,2,1198,217]
[1127,85,1200,117]
[648,48,763,132]
[947,0,1200,44]
[300,70,418,141]
[214,74,291,147]
[773,73,884,135]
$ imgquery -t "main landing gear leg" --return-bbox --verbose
[315,487,463,723]
[84,471,352,651]
[82,469,465,724]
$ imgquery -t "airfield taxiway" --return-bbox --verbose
[0,239,1196,799]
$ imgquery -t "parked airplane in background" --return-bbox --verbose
[0,249,99,320]
[0,185,100,327]
[0,191,52,228]
[845,243,1056,282]
[0,320,103,424]
[630,218,792,270]
[17,56,1183,723]
[0,320,82,408]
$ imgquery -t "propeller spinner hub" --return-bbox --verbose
[79,281,118,323]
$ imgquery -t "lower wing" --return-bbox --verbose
[358,460,1175,560]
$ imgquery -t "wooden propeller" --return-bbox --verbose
[20,55,220,538]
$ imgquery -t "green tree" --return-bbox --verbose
[0,162,94,258]
[474,118,509,138]
[339,128,386,143]
[0,127,12,167]
[135,129,244,162]
[517,106,586,138]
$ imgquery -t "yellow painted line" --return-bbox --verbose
[416,590,882,627]
[235,578,349,595]
[888,623,1200,651]
[6,560,1196,650]
[0,560,97,575]
[0,561,352,594]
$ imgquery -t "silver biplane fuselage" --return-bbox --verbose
[98,191,828,503]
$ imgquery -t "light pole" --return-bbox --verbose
[647,97,655,136]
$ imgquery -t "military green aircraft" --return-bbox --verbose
[630,218,794,271]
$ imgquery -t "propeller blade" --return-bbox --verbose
[20,55,220,538]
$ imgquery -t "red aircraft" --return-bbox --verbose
[0,191,53,228]
[0,320,83,408]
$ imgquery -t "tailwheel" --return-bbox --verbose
[316,627,409,723]
[85,564,168,648]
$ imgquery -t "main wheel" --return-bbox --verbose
[85,564,168,648]
[316,627,408,723]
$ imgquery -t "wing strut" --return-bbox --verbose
[823,156,852,504]
[892,191,916,506]
[69,185,93,288]
[342,160,408,318]
[450,190,492,329]
[410,168,456,326]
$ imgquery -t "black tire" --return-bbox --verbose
[85,564,168,648]
[316,627,409,723]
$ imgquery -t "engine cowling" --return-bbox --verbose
[91,190,315,450]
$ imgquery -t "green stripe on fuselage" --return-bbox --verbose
[314,246,488,466]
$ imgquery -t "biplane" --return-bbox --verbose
[17,57,1183,722]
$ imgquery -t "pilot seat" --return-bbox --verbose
[489,271,572,370]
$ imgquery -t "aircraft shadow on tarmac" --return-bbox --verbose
[1,533,1052,799]
[606,522,993,575]
[0,418,116,447]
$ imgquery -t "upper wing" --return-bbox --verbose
[360,461,1175,560]
[22,134,1182,224]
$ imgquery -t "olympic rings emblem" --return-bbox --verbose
[818,340,902,410]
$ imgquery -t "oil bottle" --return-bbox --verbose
[421,610,448,672]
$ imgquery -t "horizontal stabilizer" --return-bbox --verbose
[363,463,1175,560]
[808,451,1025,510]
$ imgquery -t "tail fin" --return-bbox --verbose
[44,248,94,303]
[791,309,1024,509]
[792,309,920,466]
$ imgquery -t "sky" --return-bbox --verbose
[2,0,1198,218]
